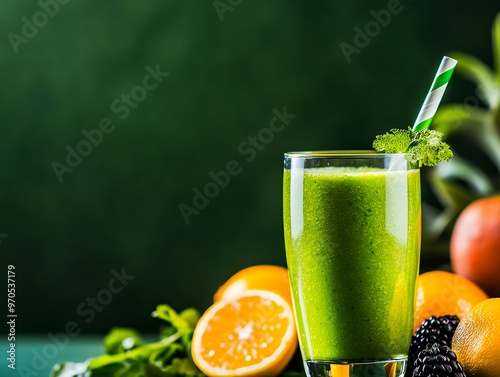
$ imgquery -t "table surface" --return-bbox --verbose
[9,336,113,376]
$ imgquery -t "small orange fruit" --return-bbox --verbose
[451,196,500,297]
[452,298,500,377]
[413,271,488,333]
[214,265,292,305]
[192,290,297,377]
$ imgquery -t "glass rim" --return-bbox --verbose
[284,150,410,158]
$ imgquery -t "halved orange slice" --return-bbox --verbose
[192,290,297,377]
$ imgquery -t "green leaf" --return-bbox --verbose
[89,334,182,370]
[494,13,500,79]
[407,129,453,167]
[429,171,475,209]
[479,123,500,171]
[150,342,184,368]
[91,363,146,377]
[372,127,412,153]
[153,305,197,336]
[496,105,500,133]
[422,204,461,240]
[153,305,200,349]
[180,308,201,329]
[162,358,205,377]
[104,328,143,355]
[51,361,91,377]
[450,52,498,107]
[424,158,480,240]
[433,104,473,135]
[433,107,500,171]
[433,105,492,137]
[431,153,494,197]
[372,128,453,167]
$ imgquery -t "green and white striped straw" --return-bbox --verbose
[413,56,458,131]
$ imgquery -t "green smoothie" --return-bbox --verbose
[283,166,420,362]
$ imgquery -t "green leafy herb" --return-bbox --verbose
[372,127,453,167]
[50,305,204,377]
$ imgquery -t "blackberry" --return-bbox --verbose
[406,315,460,376]
[412,343,466,377]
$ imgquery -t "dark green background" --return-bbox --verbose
[1,1,498,335]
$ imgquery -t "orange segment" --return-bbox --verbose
[192,290,297,377]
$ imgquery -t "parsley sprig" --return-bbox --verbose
[51,305,205,377]
[372,127,453,167]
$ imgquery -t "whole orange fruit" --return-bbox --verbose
[214,265,292,305]
[451,196,500,297]
[452,298,500,377]
[413,271,488,333]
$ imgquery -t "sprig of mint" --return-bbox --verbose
[372,127,453,167]
[51,304,307,377]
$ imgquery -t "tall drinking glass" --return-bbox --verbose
[283,151,421,377]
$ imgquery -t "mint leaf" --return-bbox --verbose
[372,127,453,167]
